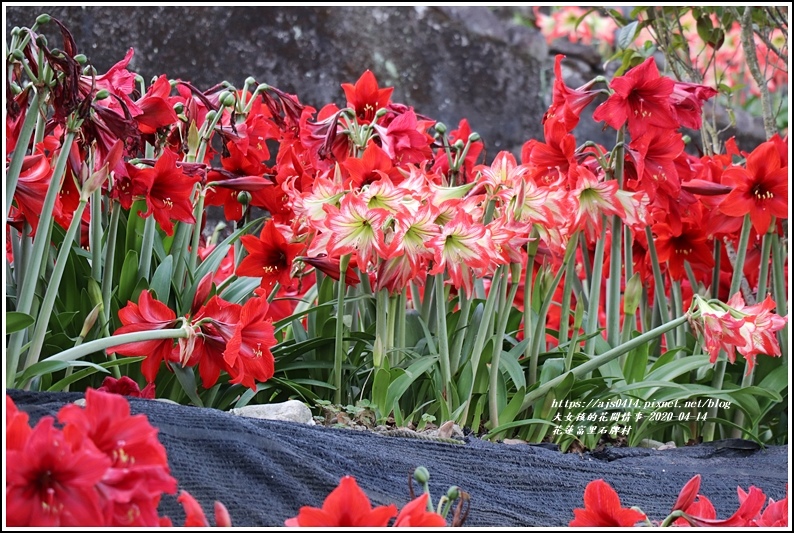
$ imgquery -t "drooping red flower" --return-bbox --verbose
[297,254,361,286]
[523,116,578,186]
[9,153,56,235]
[6,416,110,526]
[96,375,155,399]
[106,289,179,384]
[718,140,789,234]
[237,219,304,293]
[544,54,600,131]
[727,292,788,374]
[187,295,242,389]
[753,489,788,527]
[669,81,718,130]
[592,57,679,139]
[341,70,394,124]
[128,148,199,236]
[57,388,177,526]
[680,485,768,527]
[393,493,447,527]
[688,295,751,365]
[134,74,179,135]
[569,479,647,527]
[284,476,398,527]
[223,296,277,390]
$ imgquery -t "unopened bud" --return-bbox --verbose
[219,91,236,107]
[446,486,460,500]
[11,50,25,61]
[36,14,52,26]
[434,122,447,134]
[74,54,88,65]
[237,190,251,206]
[468,132,480,143]
[256,83,269,93]
[80,303,103,338]
[94,89,110,101]
[173,102,184,114]
[205,109,217,123]
[623,273,642,316]
[453,139,465,151]
[413,466,430,484]
[35,35,48,48]
[245,76,256,87]
[375,107,388,118]
[682,135,691,144]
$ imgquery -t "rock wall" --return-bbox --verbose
[6,6,767,157]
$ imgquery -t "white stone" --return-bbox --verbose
[229,400,315,425]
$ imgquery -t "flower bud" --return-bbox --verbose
[205,109,217,123]
[446,486,460,500]
[468,132,480,143]
[434,122,447,134]
[219,91,236,107]
[173,102,184,115]
[256,83,270,93]
[80,303,103,338]
[35,35,48,48]
[237,190,251,206]
[623,273,642,316]
[74,54,88,65]
[413,466,430,484]
[375,107,388,118]
[11,50,25,61]
[94,89,110,101]
[245,76,256,87]
[452,139,465,151]
[36,14,52,26]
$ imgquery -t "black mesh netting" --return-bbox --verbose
[7,390,788,527]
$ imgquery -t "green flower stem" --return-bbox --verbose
[660,510,687,528]
[5,90,41,216]
[333,254,350,405]
[387,291,398,367]
[101,204,122,326]
[670,278,685,350]
[530,235,578,384]
[6,129,76,386]
[579,232,593,283]
[22,199,89,378]
[755,227,774,300]
[460,273,501,424]
[710,239,721,299]
[771,233,788,362]
[396,288,407,354]
[489,264,521,429]
[137,215,157,281]
[644,225,675,351]
[40,327,191,364]
[434,273,453,408]
[557,258,575,343]
[188,187,207,274]
[420,275,435,328]
[90,189,104,281]
[449,287,472,374]
[374,287,390,368]
[584,223,607,357]
[522,228,540,376]
[606,128,625,348]
[170,221,193,290]
[684,261,700,299]
[520,315,688,411]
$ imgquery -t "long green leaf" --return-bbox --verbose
[48,357,146,391]
[6,312,34,334]
[384,356,438,417]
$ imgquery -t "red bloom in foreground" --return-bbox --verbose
[719,140,789,234]
[237,219,303,292]
[6,415,110,526]
[680,485,767,527]
[96,375,155,398]
[592,57,678,139]
[284,476,398,527]
[58,388,177,526]
[393,493,447,527]
[569,479,647,527]
[106,290,179,384]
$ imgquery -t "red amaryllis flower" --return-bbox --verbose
[176,490,232,527]
[431,119,483,182]
[544,54,600,131]
[106,290,179,384]
[58,388,177,526]
[342,141,403,189]
[187,295,242,389]
[9,153,55,235]
[284,476,398,527]
[393,493,447,527]
[680,485,768,527]
[719,140,789,234]
[688,295,749,365]
[652,205,715,281]
[569,479,647,527]
[237,219,304,293]
[6,415,110,526]
[135,74,179,135]
[753,490,788,527]
[297,254,361,286]
[97,375,155,399]
[727,293,787,374]
[592,57,679,139]
[223,296,277,390]
[6,395,33,451]
[669,81,718,130]
[128,148,199,236]
[373,107,434,165]
[672,474,702,513]
[341,70,394,124]
[523,116,578,186]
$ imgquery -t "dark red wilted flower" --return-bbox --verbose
[569,479,647,527]
[592,57,679,139]
[342,70,394,124]
[96,375,155,399]
[284,476,398,527]
[106,289,179,384]
[237,219,304,293]
[719,140,788,234]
